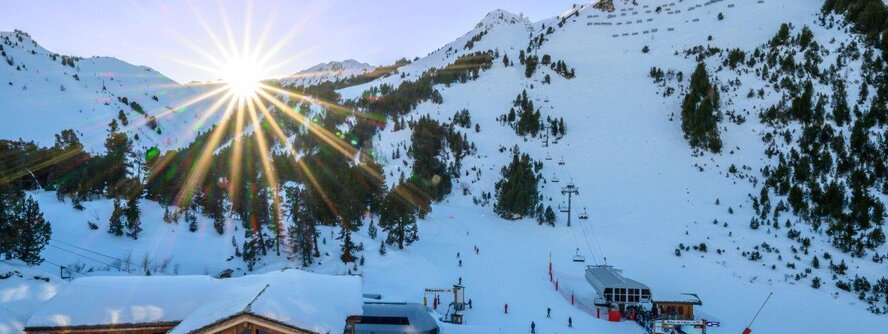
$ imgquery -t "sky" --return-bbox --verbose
[1,0,583,83]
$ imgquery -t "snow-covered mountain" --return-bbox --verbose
[3,1,888,334]
[278,59,375,88]
[0,30,223,153]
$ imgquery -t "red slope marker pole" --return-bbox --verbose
[743,292,773,334]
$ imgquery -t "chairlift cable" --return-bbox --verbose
[49,238,174,276]
[47,243,140,276]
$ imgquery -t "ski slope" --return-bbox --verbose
[3,0,888,333]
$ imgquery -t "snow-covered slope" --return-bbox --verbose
[4,1,888,334]
[0,30,222,153]
[278,59,374,88]
[338,1,888,333]
[338,9,533,100]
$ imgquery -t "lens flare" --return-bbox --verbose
[221,57,262,98]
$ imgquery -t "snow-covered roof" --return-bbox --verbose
[25,269,363,334]
[585,265,650,293]
[652,293,703,305]
[358,302,438,332]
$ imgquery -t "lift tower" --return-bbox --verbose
[561,181,579,227]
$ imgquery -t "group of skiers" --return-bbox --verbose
[456,245,575,332]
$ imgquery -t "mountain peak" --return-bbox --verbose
[475,9,530,30]
[279,59,375,87]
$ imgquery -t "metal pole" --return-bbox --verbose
[746,292,773,329]
[567,191,572,227]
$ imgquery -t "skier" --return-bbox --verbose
[504,303,509,314]
[547,307,551,318]
[468,299,473,309]
[458,277,463,285]
[459,259,463,267]
[457,252,460,258]
[568,316,573,328]
[531,321,536,333]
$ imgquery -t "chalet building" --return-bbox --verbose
[24,269,363,334]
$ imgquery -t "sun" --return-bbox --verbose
[222,57,263,98]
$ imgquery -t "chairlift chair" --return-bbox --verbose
[578,207,589,220]
[545,153,553,160]
[558,157,565,165]
[558,202,570,213]
[572,248,586,262]
[552,173,560,183]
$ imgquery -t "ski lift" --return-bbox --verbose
[59,266,72,280]
[545,153,553,160]
[558,157,565,165]
[572,248,586,262]
[558,202,570,213]
[552,173,560,183]
[579,207,589,220]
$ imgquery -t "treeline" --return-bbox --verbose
[359,51,495,117]
[282,58,412,99]
[498,90,567,138]
[822,0,888,52]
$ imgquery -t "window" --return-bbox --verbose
[360,316,410,325]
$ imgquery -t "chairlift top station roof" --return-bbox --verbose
[358,302,439,332]
[585,265,650,294]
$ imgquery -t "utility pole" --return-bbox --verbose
[561,181,579,227]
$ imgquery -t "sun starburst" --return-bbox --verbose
[138,1,392,228]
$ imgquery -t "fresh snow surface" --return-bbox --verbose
[3,1,888,334]
[25,269,361,334]
[0,31,224,153]
[278,59,375,88]
[0,261,63,334]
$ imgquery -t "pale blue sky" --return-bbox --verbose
[1,1,581,83]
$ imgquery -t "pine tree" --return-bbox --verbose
[3,195,51,265]
[378,240,387,256]
[186,209,198,232]
[545,206,556,226]
[124,197,142,239]
[832,81,851,126]
[379,185,419,249]
[286,189,317,267]
[108,198,124,236]
[368,218,378,240]
[340,228,358,263]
